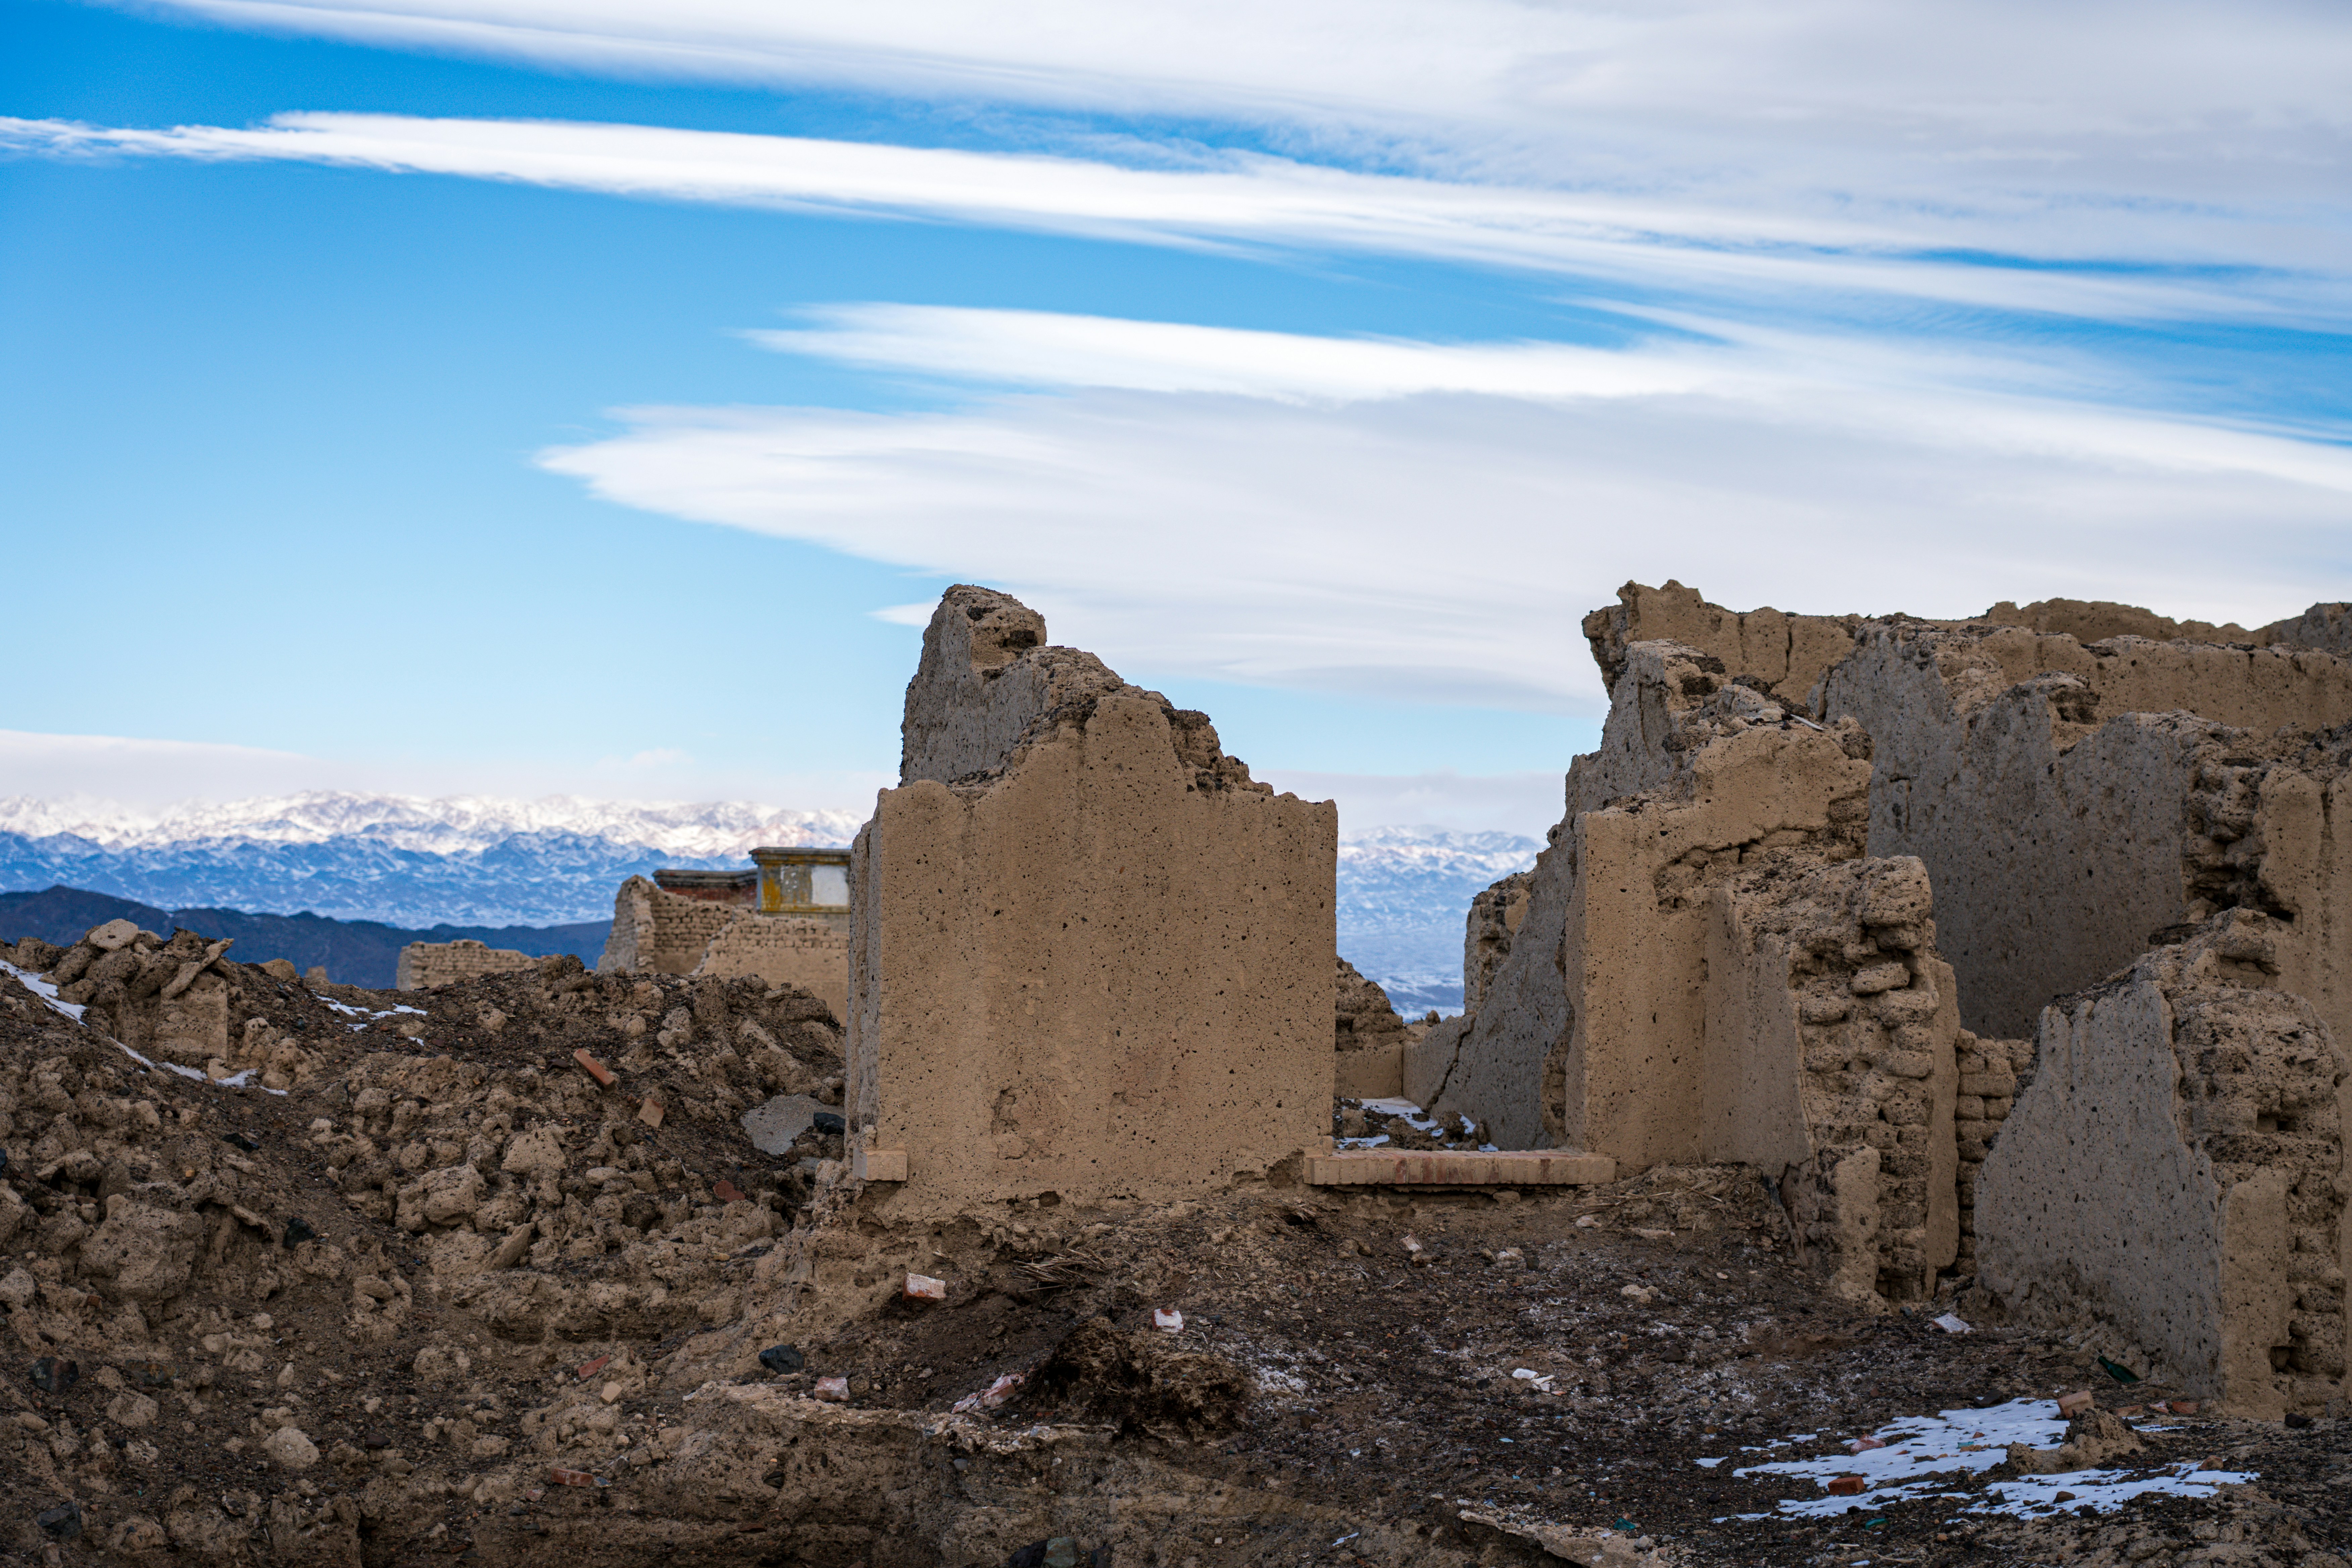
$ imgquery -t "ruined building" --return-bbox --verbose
[848,585,1337,1212]
[1426,580,2351,1414]
[598,849,853,1019]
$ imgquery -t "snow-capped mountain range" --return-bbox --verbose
[0,793,862,930]
[0,792,1540,1012]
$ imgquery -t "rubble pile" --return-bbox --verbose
[1,926,2347,1566]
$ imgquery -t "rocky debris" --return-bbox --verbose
[1463,871,1533,1017]
[1334,1095,1490,1151]
[5,918,2348,1567]
[1335,958,1413,1057]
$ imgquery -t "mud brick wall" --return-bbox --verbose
[1424,641,1874,1161]
[1823,623,2352,1043]
[850,586,1336,1214]
[694,913,850,1023]
[1977,911,2349,1417]
[1950,1031,2034,1274]
[601,877,746,976]
[1707,855,1961,1305]
[395,940,542,991]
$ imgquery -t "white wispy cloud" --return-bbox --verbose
[125,2,2352,217]
[539,306,2352,713]
[4,113,2341,327]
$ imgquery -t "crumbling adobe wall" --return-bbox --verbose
[1580,580,1863,711]
[1425,641,1877,1164]
[1334,957,1410,1098]
[1976,911,2349,1416]
[600,876,744,977]
[604,877,852,1018]
[1462,871,1531,1017]
[1820,622,2352,1043]
[693,914,849,1023]
[1406,871,1533,1105]
[850,587,1336,1213]
[1704,855,1961,1304]
[45,921,234,1068]
[1585,580,2352,719]
[1952,1030,2035,1276]
[396,938,541,992]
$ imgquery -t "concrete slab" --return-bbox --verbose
[1305,1150,1615,1186]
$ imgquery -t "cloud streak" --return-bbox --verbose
[539,308,2352,714]
[6,112,2343,329]
[127,2,2352,215]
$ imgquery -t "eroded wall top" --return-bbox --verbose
[1584,580,2352,718]
[899,584,1265,796]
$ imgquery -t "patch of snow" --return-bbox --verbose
[2,961,284,1094]
[323,997,423,1030]
[1,959,84,1021]
[1714,1399,2258,1520]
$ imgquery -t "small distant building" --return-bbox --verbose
[396,937,542,991]
[601,847,852,1019]
[651,869,757,904]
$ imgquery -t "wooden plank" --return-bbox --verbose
[1305,1149,1615,1186]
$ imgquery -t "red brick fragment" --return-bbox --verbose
[1826,1476,1866,1496]
[548,1468,598,1488]
[572,1049,614,1087]
[577,1356,611,1381]
[714,1180,748,1204]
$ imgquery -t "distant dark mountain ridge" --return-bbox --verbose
[0,885,607,990]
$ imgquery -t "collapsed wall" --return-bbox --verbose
[1421,640,1964,1300]
[1426,646,1869,1147]
[849,586,1337,1213]
[396,938,541,991]
[44,919,235,1069]
[1976,911,2349,1416]
[691,915,851,1022]
[1820,623,2352,1045]
[602,876,850,1020]
[1334,957,1413,1097]
[1705,856,1961,1303]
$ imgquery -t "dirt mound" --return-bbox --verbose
[3,924,2347,1568]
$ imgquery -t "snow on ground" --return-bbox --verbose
[1706,1398,2258,1521]
[4,957,283,1094]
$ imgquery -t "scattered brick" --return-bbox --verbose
[572,1049,614,1087]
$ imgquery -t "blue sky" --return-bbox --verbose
[4,0,2348,835]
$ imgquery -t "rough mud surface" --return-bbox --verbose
[2,951,2345,1568]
